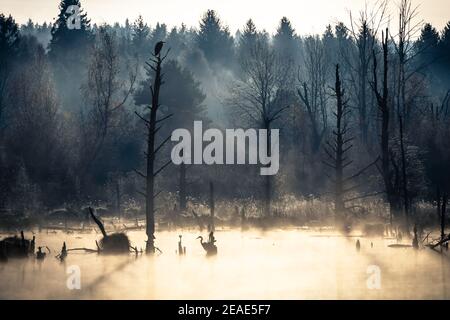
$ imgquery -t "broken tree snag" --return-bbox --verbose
[89,206,130,254]
[56,242,68,261]
[209,181,215,232]
[134,42,171,254]
[89,207,107,238]
[99,233,130,254]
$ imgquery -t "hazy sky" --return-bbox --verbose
[1,0,449,34]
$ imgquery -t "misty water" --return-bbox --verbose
[0,228,449,299]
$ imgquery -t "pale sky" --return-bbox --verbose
[1,0,449,34]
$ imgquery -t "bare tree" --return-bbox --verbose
[135,42,172,253]
[80,27,136,185]
[391,0,423,125]
[297,35,329,153]
[346,0,388,146]
[372,28,402,225]
[324,64,379,219]
[228,37,290,216]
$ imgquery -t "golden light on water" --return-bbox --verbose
[1,229,448,299]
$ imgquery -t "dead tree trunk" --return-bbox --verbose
[324,65,349,216]
[209,181,215,232]
[372,28,401,225]
[398,113,410,230]
[441,193,448,242]
[357,22,370,146]
[264,134,272,217]
[135,43,172,254]
[437,186,442,225]
[89,207,107,238]
[324,65,379,219]
[116,176,121,221]
[179,151,187,212]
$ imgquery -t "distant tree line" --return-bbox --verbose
[0,0,449,230]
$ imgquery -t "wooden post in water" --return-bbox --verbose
[209,181,215,232]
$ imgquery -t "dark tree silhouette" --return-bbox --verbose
[135,42,171,253]
[372,28,402,225]
[48,0,91,58]
[196,9,234,66]
[273,17,298,62]
[238,19,258,62]
[131,15,150,57]
[0,14,20,132]
[324,65,378,219]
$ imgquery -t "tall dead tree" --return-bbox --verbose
[324,64,378,219]
[372,28,402,225]
[324,65,350,215]
[398,112,410,229]
[179,153,187,211]
[209,181,215,232]
[135,42,172,253]
[424,93,450,241]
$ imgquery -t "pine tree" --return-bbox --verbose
[273,17,298,61]
[151,22,167,45]
[438,21,450,75]
[0,14,20,58]
[48,0,91,58]
[238,19,258,61]
[196,9,234,66]
[415,23,440,75]
[0,14,20,129]
[132,15,150,56]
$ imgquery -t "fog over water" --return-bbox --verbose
[1,229,449,299]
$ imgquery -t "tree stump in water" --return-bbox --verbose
[0,231,34,259]
[99,233,130,253]
[89,207,130,254]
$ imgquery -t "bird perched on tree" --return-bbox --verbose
[154,41,165,56]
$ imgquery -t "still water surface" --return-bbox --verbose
[0,229,448,299]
